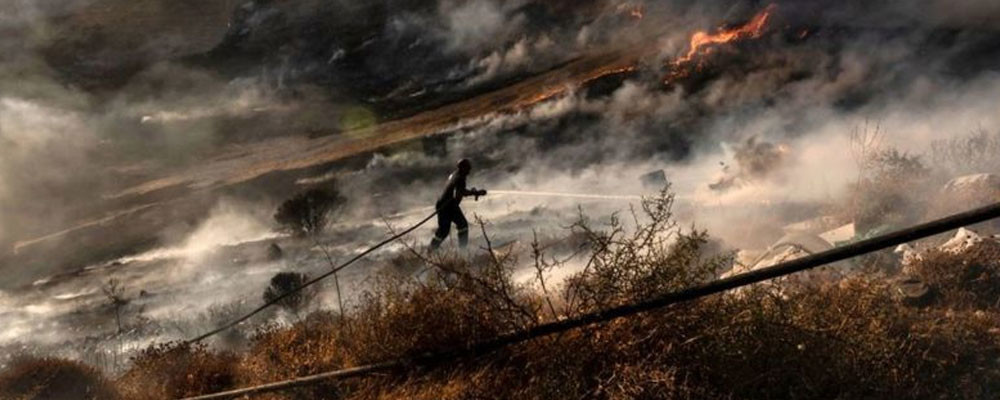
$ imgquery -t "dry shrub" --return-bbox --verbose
[239,313,348,399]
[263,271,317,314]
[274,188,344,236]
[925,180,1000,235]
[910,240,1000,309]
[0,358,120,400]
[849,148,931,233]
[227,246,541,399]
[347,272,522,364]
[115,343,237,400]
[108,190,1000,399]
[564,190,728,312]
[929,128,1000,176]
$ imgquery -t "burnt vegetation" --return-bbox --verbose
[7,189,1000,399]
[273,188,344,237]
[263,272,317,315]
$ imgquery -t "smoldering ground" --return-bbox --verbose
[4,0,1000,372]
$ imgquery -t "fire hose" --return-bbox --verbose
[181,201,1000,400]
[489,190,642,201]
[185,202,447,344]
[188,189,646,344]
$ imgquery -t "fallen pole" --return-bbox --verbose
[181,202,1000,400]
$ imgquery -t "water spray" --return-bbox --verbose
[489,190,643,201]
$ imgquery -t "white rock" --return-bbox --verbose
[819,223,856,245]
[783,216,841,236]
[723,233,848,285]
[895,244,921,275]
[939,227,983,254]
[942,173,1000,193]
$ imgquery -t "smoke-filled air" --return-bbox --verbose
[4,0,1000,399]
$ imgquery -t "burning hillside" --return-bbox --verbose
[5,0,1000,398]
[666,3,777,82]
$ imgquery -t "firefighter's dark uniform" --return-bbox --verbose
[430,171,476,250]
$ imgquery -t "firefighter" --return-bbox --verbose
[430,158,487,250]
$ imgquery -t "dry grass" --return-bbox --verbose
[7,191,1000,399]
[847,148,932,233]
[115,344,237,400]
[929,129,1000,177]
[910,240,1000,310]
[0,358,120,400]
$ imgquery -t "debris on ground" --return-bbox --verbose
[894,276,934,307]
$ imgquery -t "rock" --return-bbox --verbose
[782,216,841,236]
[942,173,1000,193]
[723,233,851,285]
[939,228,983,254]
[894,244,922,275]
[819,223,856,245]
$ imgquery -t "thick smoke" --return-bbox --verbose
[5,0,1000,369]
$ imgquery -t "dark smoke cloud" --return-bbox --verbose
[4,0,1000,295]
[6,0,1000,364]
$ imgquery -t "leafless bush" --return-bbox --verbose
[929,128,1000,176]
[273,188,344,236]
[102,278,129,334]
[565,188,731,313]
[847,146,931,232]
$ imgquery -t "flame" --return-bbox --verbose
[673,4,776,66]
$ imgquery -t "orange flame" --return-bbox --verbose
[674,4,776,66]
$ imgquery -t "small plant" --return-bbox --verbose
[262,272,316,315]
[273,188,344,236]
[102,278,129,334]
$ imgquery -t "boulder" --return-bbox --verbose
[894,244,922,275]
[723,232,852,286]
[939,227,983,254]
[942,173,1000,193]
